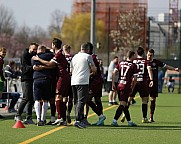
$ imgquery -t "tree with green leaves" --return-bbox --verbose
[61,13,106,53]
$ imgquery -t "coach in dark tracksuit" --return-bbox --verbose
[15,42,38,124]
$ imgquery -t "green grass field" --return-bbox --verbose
[0,93,181,144]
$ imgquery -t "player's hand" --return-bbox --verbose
[112,84,116,91]
[32,55,39,61]
[33,65,38,70]
[175,68,179,72]
[149,81,153,87]
[33,65,44,71]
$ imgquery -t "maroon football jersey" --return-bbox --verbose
[52,49,69,77]
[92,54,101,76]
[133,58,150,82]
[0,56,5,81]
[149,59,166,83]
[89,54,103,93]
[116,60,137,90]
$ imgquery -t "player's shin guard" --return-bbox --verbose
[114,105,125,120]
[150,100,156,119]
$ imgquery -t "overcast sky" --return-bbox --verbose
[0,0,180,29]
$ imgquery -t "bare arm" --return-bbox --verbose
[165,65,179,72]
[90,65,97,74]
[112,69,117,90]
[131,75,137,92]
[33,65,55,71]
[147,66,153,87]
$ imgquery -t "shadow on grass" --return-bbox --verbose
[89,124,181,131]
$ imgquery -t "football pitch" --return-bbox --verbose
[0,93,181,144]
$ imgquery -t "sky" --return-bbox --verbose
[0,0,180,30]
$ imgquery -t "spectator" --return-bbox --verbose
[158,69,164,93]
[4,61,18,78]
[4,60,20,113]
[107,56,119,105]
[1,92,20,113]
[4,60,18,92]
[166,76,175,93]
[99,59,106,92]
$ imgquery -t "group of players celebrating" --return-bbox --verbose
[15,37,179,128]
[111,47,179,127]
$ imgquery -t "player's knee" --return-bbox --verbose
[150,97,156,102]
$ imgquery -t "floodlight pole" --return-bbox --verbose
[90,0,96,54]
[107,6,110,67]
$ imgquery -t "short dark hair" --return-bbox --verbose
[9,60,15,66]
[38,45,46,51]
[137,46,144,56]
[30,42,39,47]
[87,42,93,54]
[127,51,135,59]
[52,38,62,49]
[113,56,118,59]
[81,42,90,50]
[148,48,154,55]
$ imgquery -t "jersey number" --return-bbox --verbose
[120,65,129,77]
[136,63,145,74]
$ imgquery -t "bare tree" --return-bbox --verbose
[14,25,31,47]
[30,26,48,43]
[0,4,16,35]
[48,9,66,38]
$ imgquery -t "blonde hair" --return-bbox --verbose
[63,45,71,50]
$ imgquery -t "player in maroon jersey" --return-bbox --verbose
[63,44,74,124]
[83,42,106,126]
[32,38,71,126]
[111,51,137,126]
[129,46,153,123]
[147,49,179,122]
[0,47,6,119]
